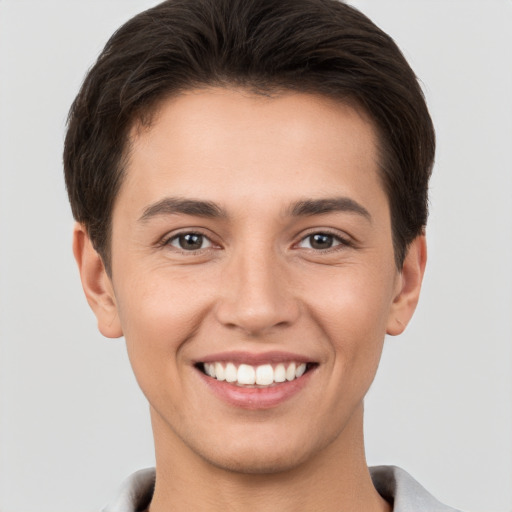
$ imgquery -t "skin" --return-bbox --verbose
[74,88,426,512]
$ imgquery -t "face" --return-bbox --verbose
[76,87,424,474]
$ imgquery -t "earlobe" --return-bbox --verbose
[72,223,123,338]
[386,235,427,336]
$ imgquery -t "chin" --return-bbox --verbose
[201,446,311,475]
[188,424,333,476]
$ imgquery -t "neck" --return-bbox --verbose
[148,405,391,512]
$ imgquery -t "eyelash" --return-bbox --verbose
[160,230,216,254]
[295,230,352,252]
[159,229,352,255]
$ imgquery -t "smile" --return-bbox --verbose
[195,352,318,409]
[199,362,312,387]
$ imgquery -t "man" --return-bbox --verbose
[64,0,460,510]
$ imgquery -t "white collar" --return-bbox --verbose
[102,465,461,512]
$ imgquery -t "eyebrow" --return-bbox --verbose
[138,196,371,222]
[289,197,371,221]
[139,197,227,222]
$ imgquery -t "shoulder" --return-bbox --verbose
[370,465,463,512]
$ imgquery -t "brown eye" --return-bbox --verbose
[169,233,212,251]
[309,233,334,249]
[298,232,345,250]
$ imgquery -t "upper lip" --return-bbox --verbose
[196,350,315,366]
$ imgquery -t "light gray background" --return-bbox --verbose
[0,1,511,511]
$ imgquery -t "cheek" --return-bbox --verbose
[306,265,396,378]
[114,269,214,382]
[308,262,396,331]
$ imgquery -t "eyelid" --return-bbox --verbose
[158,228,220,252]
[294,229,353,250]
[169,233,213,250]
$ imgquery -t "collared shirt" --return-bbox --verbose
[102,465,462,512]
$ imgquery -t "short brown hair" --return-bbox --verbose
[64,0,435,274]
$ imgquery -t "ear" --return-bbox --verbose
[72,223,123,338]
[386,235,427,336]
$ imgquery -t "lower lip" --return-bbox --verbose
[198,368,315,410]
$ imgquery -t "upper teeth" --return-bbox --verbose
[203,362,307,386]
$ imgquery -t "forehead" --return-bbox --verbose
[130,87,378,159]
[119,87,385,218]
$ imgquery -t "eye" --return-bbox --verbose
[297,232,346,250]
[168,232,213,251]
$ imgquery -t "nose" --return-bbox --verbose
[214,246,300,336]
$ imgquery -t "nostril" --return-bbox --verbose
[215,304,299,336]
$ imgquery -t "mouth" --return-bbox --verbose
[196,361,317,387]
[194,352,319,409]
